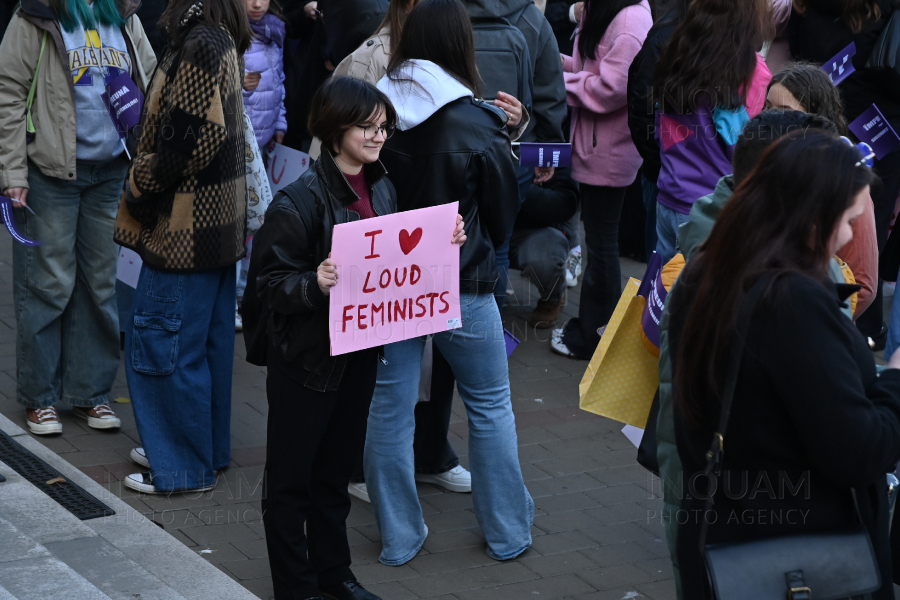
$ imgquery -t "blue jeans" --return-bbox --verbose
[641,174,659,261]
[655,201,690,264]
[125,265,235,491]
[364,292,534,565]
[13,158,128,408]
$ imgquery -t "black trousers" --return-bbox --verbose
[563,183,628,359]
[262,346,378,600]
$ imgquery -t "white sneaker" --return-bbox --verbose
[25,407,62,435]
[348,482,370,503]
[130,447,151,469]
[415,465,471,493]
[72,404,121,430]
[550,327,578,359]
[235,312,243,332]
[565,249,582,287]
[123,472,215,495]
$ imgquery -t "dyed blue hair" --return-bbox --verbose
[59,0,125,32]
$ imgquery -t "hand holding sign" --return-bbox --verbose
[329,202,462,356]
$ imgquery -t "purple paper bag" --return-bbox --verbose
[849,104,900,160]
[519,143,572,168]
[820,42,856,86]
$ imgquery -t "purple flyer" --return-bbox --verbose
[849,104,900,160]
[820,42,856,86]
[637,252,666,350]
[0,196,41,246]
[102,72,144,137]
[519,143,572,168]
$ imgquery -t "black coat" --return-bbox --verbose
[379,97,519,294]
[667,272,900,600]
[627,11,678,183]
[789,0,900,132]
[244,151,397,391]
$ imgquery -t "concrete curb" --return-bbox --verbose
[0,412,258,600]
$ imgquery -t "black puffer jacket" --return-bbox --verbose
[243,150,397,391]
[789,0,900,131]
[377,88,519,294]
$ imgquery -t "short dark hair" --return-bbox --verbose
[732,110,838,185]
[159,0,253,54]
[767,62,849,134]
[308,76,398,155]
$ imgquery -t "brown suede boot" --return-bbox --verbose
[529,296,565,329]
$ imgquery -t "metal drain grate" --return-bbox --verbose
[0,429,114,520]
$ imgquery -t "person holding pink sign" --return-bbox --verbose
[245,76,465,600]
[366,0,533,567]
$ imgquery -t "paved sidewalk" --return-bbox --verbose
[0,229,678,600]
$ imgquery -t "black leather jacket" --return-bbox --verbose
[243,150,397,392]
[379,97,519,294]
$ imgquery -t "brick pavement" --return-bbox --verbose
[0,229,683,600]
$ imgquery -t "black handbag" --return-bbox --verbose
[866,2,900,78]
[698,277,881,600]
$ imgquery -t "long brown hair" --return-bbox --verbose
[375,0,418,55]
[160,0,253,54]
[672,130,874,431]
[654,0,772,112]
[793,0,881,34]
[386,0,482,98]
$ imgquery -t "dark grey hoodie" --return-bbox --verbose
[464,0,567,143]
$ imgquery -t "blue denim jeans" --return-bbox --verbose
[13,158,128,408]
[364,292,534,565]
[125,265,236,491]
[655,201,690,264]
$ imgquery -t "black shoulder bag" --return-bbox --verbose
[699,278,881,600]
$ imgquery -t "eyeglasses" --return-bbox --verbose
[356,123,396,140]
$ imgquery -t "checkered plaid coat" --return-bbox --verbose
[114,22,247,272]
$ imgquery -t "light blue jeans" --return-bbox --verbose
[364,292,533,565]
[655,201,691,264]
[13,158,128,408]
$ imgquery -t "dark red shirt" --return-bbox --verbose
[344,170,376,220]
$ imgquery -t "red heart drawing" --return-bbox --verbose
[399,227,423,255]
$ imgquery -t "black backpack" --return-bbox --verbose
[471,8,534,123]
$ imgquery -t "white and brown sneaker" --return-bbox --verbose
[72,404,121,430]
[25,407,62,435]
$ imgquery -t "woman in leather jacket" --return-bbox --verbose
[249,74,465,600]
[362,0,534,568]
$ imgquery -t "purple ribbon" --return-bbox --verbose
[0,196,42,246]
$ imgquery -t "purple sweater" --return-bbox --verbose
[563,1,652,187]
[243,14,287,149]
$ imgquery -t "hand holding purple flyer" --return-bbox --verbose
[0,196,41,246]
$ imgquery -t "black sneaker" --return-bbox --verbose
[869,324,888,353]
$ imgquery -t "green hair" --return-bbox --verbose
[59,0,125,32]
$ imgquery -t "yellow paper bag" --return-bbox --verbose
[579,278,659,428]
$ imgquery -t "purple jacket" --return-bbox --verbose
[244,14,287,149]
[655,53,771,215]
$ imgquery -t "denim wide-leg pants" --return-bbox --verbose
[364,292,534,565]
[125,264,235,491]
[12,158,127,409]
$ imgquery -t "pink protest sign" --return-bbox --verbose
[329,202,461,356]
